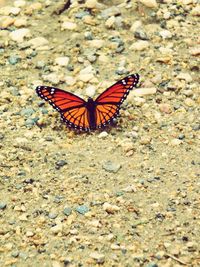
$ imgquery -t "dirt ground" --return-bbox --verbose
[0,0,200,266]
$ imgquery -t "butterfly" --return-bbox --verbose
[36,73,140,131]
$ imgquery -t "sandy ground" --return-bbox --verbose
[0,0,200,266]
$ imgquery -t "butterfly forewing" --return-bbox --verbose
[94,74,140,128]
[36,85,90,130]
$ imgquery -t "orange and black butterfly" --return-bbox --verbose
[36,74,140,131]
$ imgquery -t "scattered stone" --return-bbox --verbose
[48,212,58,219]
[159,30,172,39]
[184,98,195,107]
[130,40,149,51]
[14,1,26,8]
[8,55,20,65]
[98,131,108,139]
[189,46,200,56]
[14,18,27,27]
[139,0,158,8]
[103,202,120,214]
[76,205,89,215]
[191,6,200,16]
[85,85,96,97]
[55,160,68,169]
[50,224,63,234]
[102,161,121,173]
[0,202,7,210]
[42,73,60,85]
[134,29,149,40]
[159,103,173,114]
[140,136,151,145]
[63,207,72,216]
[90,252,105,264]
[27,37,49,49]
[61,21,77,30]
[131,87,157,96]
[171,139,182,146]
[9,28,30,43]
[54,57,69,67]
[122,185,137,193]
[177,73,193,82]
[101,6,120,19]
[87,39,104,49]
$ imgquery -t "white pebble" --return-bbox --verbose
[105,16,115,28]
[54,57,69,67]
[177,73,193,82]
[14,18,27,27]
[64,76,76,86]
[87,39,104,48]
[85,85,96,97]
[14,0,26,7]
[42,73,60,85]
[130,40,149,51]
[85,0,98,8]
[171,139,182,146]
[90,252,105,264]
[61,21,77,30]
[159,30,172,39]
[50,224,63,234]
[131,87,157,96]
[9,28,30,42]
[98,131,108,139]
[189,46,200,56]
[27,37,49,49]
[130,20,142,32]
[139,0,158,8]
[9,7,21,15]
[103,202,120,214]
[191,6,200,16]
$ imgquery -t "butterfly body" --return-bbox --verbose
[36,74,140,131]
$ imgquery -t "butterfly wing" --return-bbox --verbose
[95,74,140,128]
[36,86,90,131]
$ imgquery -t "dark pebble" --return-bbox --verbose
[134,30,149,40]
[48,212,58,219]
[54,195,64,203]
[178,134,185,140]
[11,251,19,258]
[63,207,72,216]
[8,55,20,65]
[192,124,200,131]
[55,160,68,169]
[102,160,121,173]
[76,205,89,215]
[0,132,4,140]
[146,263,158,267]
[75,11,89,19]
[21,108,35,117]
[0,202,7,210]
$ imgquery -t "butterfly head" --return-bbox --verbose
[87,97,94,103]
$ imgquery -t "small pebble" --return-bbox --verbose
[103,202,120,214]
[134,29,149,40]
[98,131,108,139]
[102,161,121,173]
[159,103,173,114]
[0,202,7,210]
[85,85,96,97]
[61,21,77,30]
[9,28,30,43]
[90,252,105,264]
[76,205,89,215]
[54,57,69,67]
[8,55,20,65]
[130,40,149,51]
[139,0,158,8]
[63,207,72,216]
[50,224,63,234]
